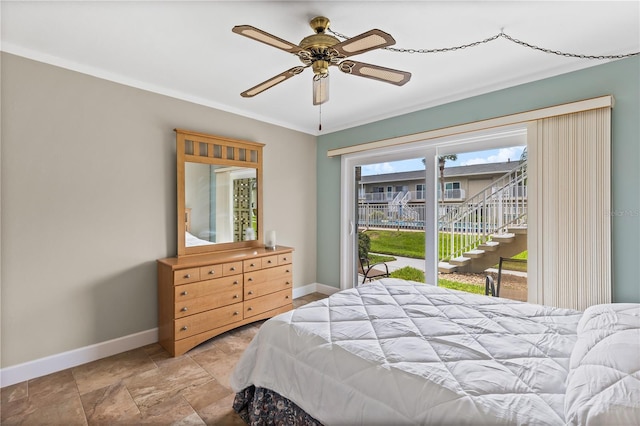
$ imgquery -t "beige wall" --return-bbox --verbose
[0,53,317,367]
[465,178,493,198]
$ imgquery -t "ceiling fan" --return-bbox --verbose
[232,16,411,105]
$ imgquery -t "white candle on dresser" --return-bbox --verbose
[266,230,276,249]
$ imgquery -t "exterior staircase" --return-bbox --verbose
[438,160,528,274]
[389,191,420,221]
[438,225,527,273]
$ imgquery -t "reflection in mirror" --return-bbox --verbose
[184,163,258,246]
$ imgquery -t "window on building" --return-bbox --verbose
[445,182,461,190]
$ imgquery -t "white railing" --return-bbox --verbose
[358,202,426,230]
[437,188,466,200]
[362,191,403,202]
[363,189,465,202]
[439,160,528,261]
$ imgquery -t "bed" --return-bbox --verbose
[230,278,640,425]
[185,208,215,246]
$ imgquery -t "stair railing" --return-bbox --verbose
[439,161,527,262]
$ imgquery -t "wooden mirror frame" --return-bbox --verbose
[175,129,264,257]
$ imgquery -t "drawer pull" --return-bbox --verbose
[230,266,236,271]
[247,307,253,311]
[181,291,188,296]
[181,307,188,312]
[233,294,239,299]
[208,270,215,275]
[248,290,254,295]
[286,269,290,273]
[283,257,288,261]
[286,281,291,285]
[233,311,240,316]
[184,274,191,279]
[286,295,290,299]
[250,263,255,267]
[267,260,273,264]
[248,277,253,282]
[233,280,239,285]
[181,326,188,331]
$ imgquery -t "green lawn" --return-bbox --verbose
[390,266,425,282]
[389,265,485,294]
[365,229,476,260]
[366,230,424,258]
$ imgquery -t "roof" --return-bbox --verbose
[360,161,520,184]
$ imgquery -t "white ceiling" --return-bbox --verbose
[2,1,639,135]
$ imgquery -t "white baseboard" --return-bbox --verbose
[315,282,341,295]
[1,284,341,388]
[292,282,340,298]
[0,328,158,388]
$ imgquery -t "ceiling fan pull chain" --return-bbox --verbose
[319,102,322,132]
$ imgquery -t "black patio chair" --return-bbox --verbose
[358,257,390,285]
[485,256,527,297]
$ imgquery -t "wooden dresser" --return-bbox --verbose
[157,245,293,356]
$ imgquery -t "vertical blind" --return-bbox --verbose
[529,107,611,310]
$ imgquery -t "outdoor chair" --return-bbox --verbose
[485,256,527,297]
[358,257,391,285]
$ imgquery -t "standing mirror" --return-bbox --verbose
[176,129,264,256]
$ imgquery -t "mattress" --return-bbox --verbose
[231,278,587,425]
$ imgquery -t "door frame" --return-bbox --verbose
[339,124,528,290]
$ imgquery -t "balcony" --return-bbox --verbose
[361,189,467,203]
[437,189,466,201]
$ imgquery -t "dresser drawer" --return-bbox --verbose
[244,289,292,318]
[243,258,262,272]
[175,302,243,339]
[175,287,243,318]
[244,269,268,286]
[175,275,242,302]
[174,268,200,285]
[278,253,293,265]
[245,276,292,300]
[199,264,223,280]
[266,264,293,281]
[223,261,243,276]
[175,278,243,318]
[261,255,278,268]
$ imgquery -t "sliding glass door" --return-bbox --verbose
[340,125,528,291]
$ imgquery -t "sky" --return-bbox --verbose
[361,145,526,176]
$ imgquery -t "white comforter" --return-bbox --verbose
[564,303,640,426]
[230,279,639,425]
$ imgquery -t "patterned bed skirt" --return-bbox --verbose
[233,386,323,425]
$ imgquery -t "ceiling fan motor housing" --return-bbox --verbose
[299,16,340,76]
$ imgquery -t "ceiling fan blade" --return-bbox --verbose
[313,75,329,105]
[331,29,396,57]
[241,66,306,98]
[232,25,304,55]
[338,60,411,86]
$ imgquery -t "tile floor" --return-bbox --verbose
[1,293,328,425]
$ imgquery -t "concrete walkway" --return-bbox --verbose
[378,255,427,272]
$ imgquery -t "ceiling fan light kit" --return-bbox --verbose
[232,16,412,106]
